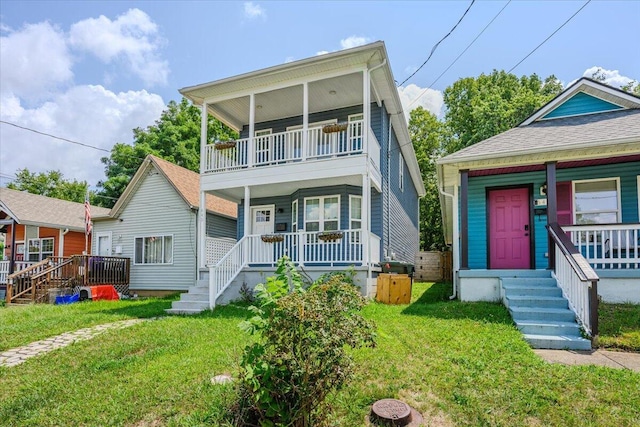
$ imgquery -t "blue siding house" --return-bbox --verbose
[169,42,425,313]
[437,78,640,349]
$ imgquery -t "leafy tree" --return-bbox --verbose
[409,107,446,250]
[441,70,562,154]
[96,98,236,207]
[7,169,89,203]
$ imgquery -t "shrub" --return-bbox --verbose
[236,257,375,426]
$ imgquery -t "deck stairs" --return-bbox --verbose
[501,271,592,350]
[165,279,210,315]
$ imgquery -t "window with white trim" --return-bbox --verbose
[27,237,54,262]
[292,200,298,232]
[304,196,340,232]
[399,154,404,191]
[573,178,620,224]
[349,195,362,229]
[134,235,173,264]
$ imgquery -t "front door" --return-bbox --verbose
[488,188,531,269]
[95,232,112,256]
[251,206,275,263]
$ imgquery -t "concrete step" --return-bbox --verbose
[502,285,563,297]
[505,296,568,309]
[165,308,206,315]
[185,287,208,296]
[523,333,592,350]
[515,320,583,336]
[509,306,576,323]
[171,300,209,311]
[179,292,209,302]
[501,277,558,288]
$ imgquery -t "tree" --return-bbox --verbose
[7,169,89,203]
[409,107,446,250]
[441,70,562,154]
[96,98,236,207]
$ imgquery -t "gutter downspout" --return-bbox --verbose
[438,165,459,300]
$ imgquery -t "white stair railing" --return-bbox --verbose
[208,237,247,309]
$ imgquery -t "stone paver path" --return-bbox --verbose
[0,319,147,368]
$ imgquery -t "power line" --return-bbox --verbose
[398,0,476,87]
[407,0,512,109]
[0,120,112,153]
[508,0,591,73]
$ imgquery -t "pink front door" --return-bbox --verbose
[489,188,531,269]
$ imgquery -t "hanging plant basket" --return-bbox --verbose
[317,231,344,241]
[322,123,348,134]
[261,234,284,243]
[214,140,237,150]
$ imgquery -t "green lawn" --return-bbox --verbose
[0,283,638,426]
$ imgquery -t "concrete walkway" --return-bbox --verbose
[534,349,640,372]
[0,319,147,368]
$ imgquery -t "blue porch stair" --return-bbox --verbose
[501,272,592,350]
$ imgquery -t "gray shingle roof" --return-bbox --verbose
[440,109,640,163]
[0,188,110,231]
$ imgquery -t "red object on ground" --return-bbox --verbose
[90,285,120,301]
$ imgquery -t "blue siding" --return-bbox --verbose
[543,92,623,119]
[466,161,640,269]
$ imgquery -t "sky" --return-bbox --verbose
[1,0,638,189]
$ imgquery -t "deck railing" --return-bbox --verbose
[548,223,599,339]
[209,237,247,309]
[0,261,37,285]
[563,223,640,269]
[203,121,366,173]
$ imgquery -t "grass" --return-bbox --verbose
[0,283,638,426]
[598,302,640,351]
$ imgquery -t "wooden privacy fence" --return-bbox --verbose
[414,251,452,282]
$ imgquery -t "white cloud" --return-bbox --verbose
[340,36,371,50]
[0,86,166,187]
[284,56,295,63]
[316,50,329,56]
[244,2,266,19]
[0,22,74,100]
[581,66,636,88]
[397,84,444,121]
[69,8,169,86]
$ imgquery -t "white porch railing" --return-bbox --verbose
[0,261,36,285]
[549,223,599,338]
[203,121,367,173]
[563,223,640,269]
[206,230,377,308]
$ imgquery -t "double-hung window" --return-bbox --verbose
[291,200,298,232]
[573,178,620,224]
[304,196,340,232]
[135,235,173,264]
[349,195,362,243]
[27,237,54,262]
[399,154,405,192]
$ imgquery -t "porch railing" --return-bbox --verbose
[563,223,640,269]
[0,261,37,285]
[548,222,599,339]
[209,237,247,309]
[203,120,367,173]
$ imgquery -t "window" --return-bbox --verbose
[134,235,173,264]
[349,196,362,229]
[399,155,405,191]
[27,237,54,262]
[573,178,620,224]
[292,200,298,232]
[304,196,340,232]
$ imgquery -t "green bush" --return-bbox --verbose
[236,257,375,426]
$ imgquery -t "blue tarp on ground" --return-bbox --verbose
[55,294,80,305]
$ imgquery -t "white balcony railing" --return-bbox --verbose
[203,121,368,173]
[563,223,640,269]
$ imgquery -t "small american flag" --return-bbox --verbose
[84,192,92,235]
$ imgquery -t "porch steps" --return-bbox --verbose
[501,275,592,351]
[165,283,209,315]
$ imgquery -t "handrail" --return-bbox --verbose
[209,236,247,309]
[547,222,599,340]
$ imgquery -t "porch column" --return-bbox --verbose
[9,219,16,274]
[362,174,371,265]
[244,186,251,262]
[460,170,469,269]
[200,103,207,173]
[546,161,557,270]
[198,190,207,269]
[362,69,370,153]
[302,82,308,161]
[248,94,255,167]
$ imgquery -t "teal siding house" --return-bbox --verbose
[167,42,425,313]
[437,78,640,349]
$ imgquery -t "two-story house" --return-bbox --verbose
[168,41,425,313]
